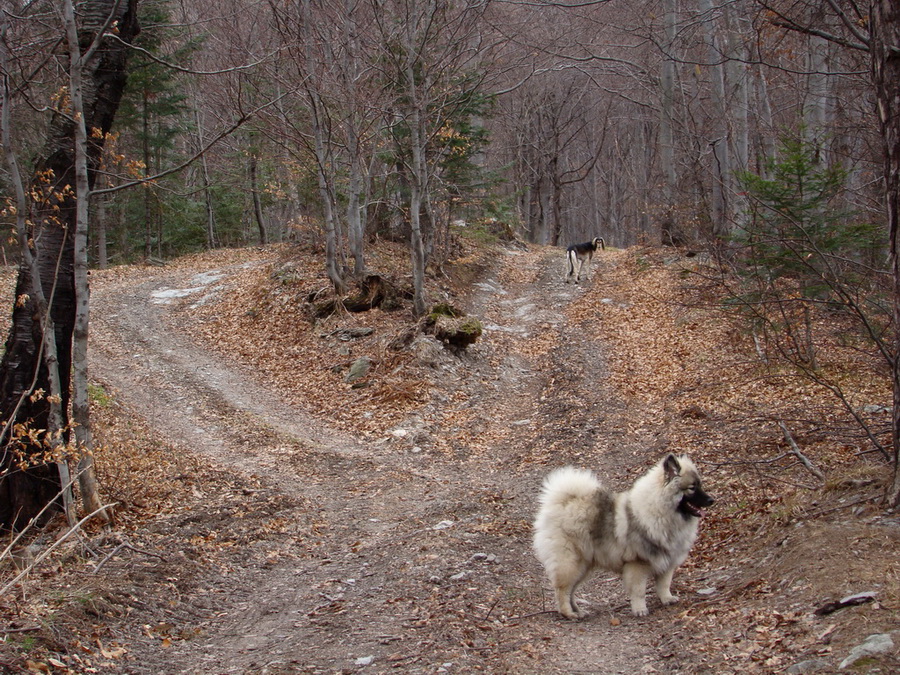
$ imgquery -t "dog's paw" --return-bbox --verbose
[630,602,649,617]
[559,610,584,620]
[659,593,679,606]
[559,605,587,620]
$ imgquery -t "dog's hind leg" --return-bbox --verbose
[565,251,575,283]
[575,256,585,283]
[551,558,591,619]
[654,567,679,606]
[622,561,652,616]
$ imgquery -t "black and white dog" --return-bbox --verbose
[565,237,605,283]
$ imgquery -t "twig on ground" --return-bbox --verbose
[481,596,502,622]
[505,609,557,620]
[778,422,825,483]
[0,503,117,596]
[91,540,166,574]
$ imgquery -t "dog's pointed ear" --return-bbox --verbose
[663,454,681,481]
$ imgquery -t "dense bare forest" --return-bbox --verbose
[1,2,887,253]
[2,1,900,673]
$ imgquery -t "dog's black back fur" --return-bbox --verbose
[565,237,605,283]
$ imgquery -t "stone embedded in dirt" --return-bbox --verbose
[345,356,372,383]
[411,335,447,368]
[838,632,896,669]
[786,659,830,675]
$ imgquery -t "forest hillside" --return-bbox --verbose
[0,238,898,674]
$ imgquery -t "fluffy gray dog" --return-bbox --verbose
[533,454,714,618]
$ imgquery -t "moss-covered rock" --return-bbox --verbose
[430,315,483,352]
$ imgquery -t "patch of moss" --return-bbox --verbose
[458,317,483,339]
[428,302,463,320]
[88,383,112,408]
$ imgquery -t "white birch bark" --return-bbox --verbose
[62,0,107,523]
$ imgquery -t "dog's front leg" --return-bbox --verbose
[654,568,678,605]
[622,562,651,616]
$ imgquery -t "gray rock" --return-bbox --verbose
[787,659,830,674]
[839,633,895,669]
[345,356,372,383]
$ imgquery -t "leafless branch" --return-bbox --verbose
[0,502,117,596]
[778,421,826,483]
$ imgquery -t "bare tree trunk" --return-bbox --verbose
[723,1,750,235]
[750,40,776,178]
[347,128,366,277]
[62,0,109,522]
[870,0,900,508]
[406,82,429,317]
[659,0,678,219]
[1,21,74,527]
[143,90,153,259]
[805,6,833,162]
[402,7,429,318]
[0,0,139,529]
[699,0,730,238]
[249,154,267,245]
[191,105,218,250]
[300,0,346,294]
[95,191,108,269]
[342,0,367,278]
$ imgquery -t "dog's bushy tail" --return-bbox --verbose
[538,466,601,507]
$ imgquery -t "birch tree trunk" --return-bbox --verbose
[805,5,833,162]
[62,0,107,522]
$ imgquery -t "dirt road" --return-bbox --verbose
[88,245,696,674]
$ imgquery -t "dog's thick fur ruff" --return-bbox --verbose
[565,237,605,283]
[533,454,714,618]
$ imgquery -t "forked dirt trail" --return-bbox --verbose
[88,244,704,674]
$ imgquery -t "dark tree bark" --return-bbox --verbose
[0,0,140,530]
[870,0,900,508]
[249,154,268,245]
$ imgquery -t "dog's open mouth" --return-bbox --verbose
[680,500,707,518]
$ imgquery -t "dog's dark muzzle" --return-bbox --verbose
[680,490,714,518]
